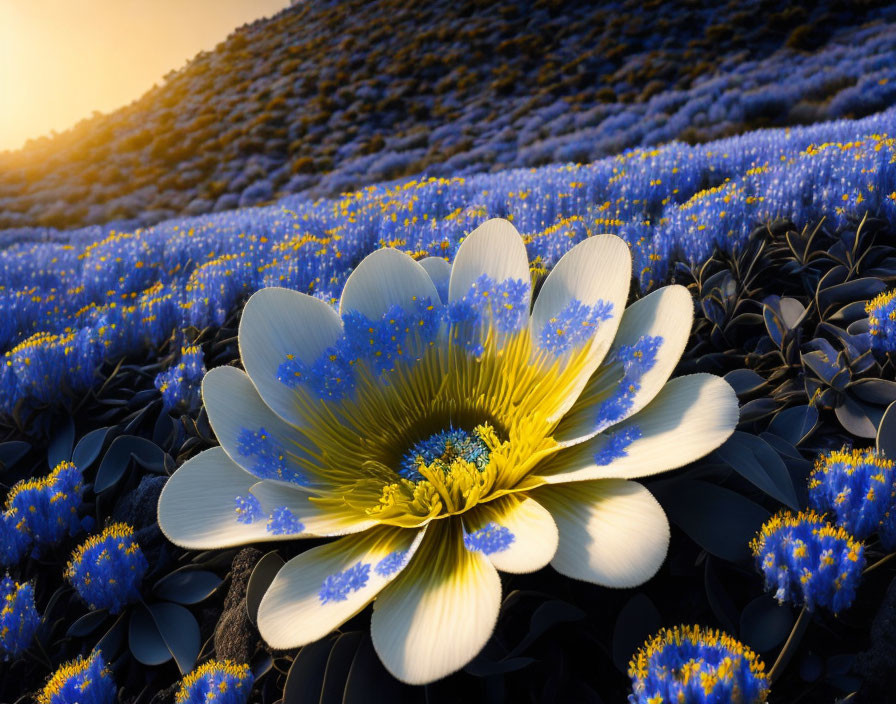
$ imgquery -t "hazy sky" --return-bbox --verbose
[0,0,290,152]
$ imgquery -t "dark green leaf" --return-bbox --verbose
[704,558,738,634]
[48,415,75,468]
[612,593,661,672]
[835,397,878,438]
[128,605,172,666]
[71,426,112,470]
[319,632,364,704]
[877,401,896,460]
[739,595,793,652]
[66,609,108,638]
[0,441,30,470]
[766,405,818,446]
[850,378,896,406]
[714,432,799,509]
[506,599,585,659]
[153,568,222,605]
[283,635,337,704]
[95,435,168,493]
[655,478,770,562]
[343,635,407,704]
[96,613,127,661]
[148,601,201,674]
[738,397,778,423]
[723,369,766,396]
[246,551,285,626]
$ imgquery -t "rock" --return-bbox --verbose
[214,547,264,662]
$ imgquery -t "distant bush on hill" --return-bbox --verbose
[1,0,895,230]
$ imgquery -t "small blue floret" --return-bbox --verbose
[464,522,514,555]
[266,507,304,535]
[319,562,371,603]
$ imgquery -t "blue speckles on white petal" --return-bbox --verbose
[236,427,306,484]
[266,507,304,535]
[318,562,371,603]
[594,335,663,431]
[464,522,515,554]
[234,494,263,524]
[374,550,409,577]
[540,298,614,354]
[594,426,643,466]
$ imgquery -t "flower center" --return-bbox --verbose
[399,427,492,482]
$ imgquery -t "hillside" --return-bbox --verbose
[1,0,895,230]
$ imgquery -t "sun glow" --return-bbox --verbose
[0,0,289,153]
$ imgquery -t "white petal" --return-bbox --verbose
[371,520,502,684]
[539,374,739,483]
[554,285,694,445]
[418,256,451,304]
[338,248,440,319]
[530,234,631,360]
[448,218,530,303]
[157,448,300,550]
[250,480,378,537]
[535,479,669,588]
[202,366,311,485]
[463,494,558,574]
[239,287,343,426]
[257,526,424,650]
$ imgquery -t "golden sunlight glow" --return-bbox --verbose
[0,0,290,152]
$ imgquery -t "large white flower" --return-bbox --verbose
[158,219,738,684]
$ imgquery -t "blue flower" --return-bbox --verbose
[37,650,116,704]
[809,447,896,549]
[5,460,84,553]
[750,510,865,613]
[0,508,32,566]
[155,344,206,412]
[65,523,148,614]
[866,289,896,353]
[175,660,254,704]
[0,576,39,659]
[628,625,769,704]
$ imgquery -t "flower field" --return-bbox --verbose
[3,4,896,704]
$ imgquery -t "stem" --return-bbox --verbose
[863,552,896,576]
[769,605,811,683]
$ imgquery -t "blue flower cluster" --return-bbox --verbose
[0,577,39,659]
[809,448,896,549]
[65,523,149,614]
[866,290,896,353]
[2,109,896,414]
[38,650,116,704]
[628,625,769,704]
[155,344,206,413]
[175,660,254,704]
[750,510,865,613]
[1,460,85,564]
